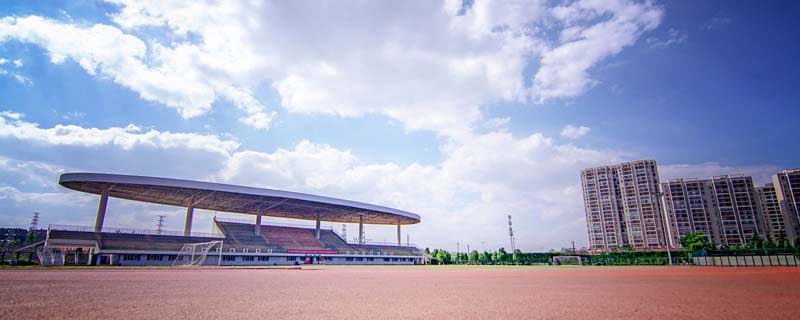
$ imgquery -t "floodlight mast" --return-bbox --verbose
[656,189,674,266]
[508,214,515,252]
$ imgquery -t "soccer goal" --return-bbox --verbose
[173,240,223,267]
[552,255,583,266]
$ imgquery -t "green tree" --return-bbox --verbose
[746,234,763,249]
[468,250,479,264]
[512,249,522,265]
[776,231,789,249]
[680,231,714,252]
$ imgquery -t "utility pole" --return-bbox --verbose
[508,214,516,252]
[571,241,576,253]
[156,215,166,235]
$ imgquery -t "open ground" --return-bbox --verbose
[1,266,799,319]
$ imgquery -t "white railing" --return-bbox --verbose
[48,224,224,238]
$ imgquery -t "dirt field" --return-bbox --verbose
[1,266,799,319]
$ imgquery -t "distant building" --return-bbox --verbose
[661,178,716,247]
[709,175,763,245]
[581,166,626,251]
[772,169,800,243]
[662,175,762,247]
[756,183,785,240]
[581,160,667,251]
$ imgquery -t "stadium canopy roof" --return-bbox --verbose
[59,173,420,225]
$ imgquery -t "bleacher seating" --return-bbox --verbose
[47,222,422,257]
[318,230,352,252]
[48,230,220,251]
[261,225,324,250]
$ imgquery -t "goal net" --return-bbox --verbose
[552,255,583,266]
[173,240,223,267]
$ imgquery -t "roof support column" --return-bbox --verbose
[397,222,401,246]
[358,215,364,244]
[184,205,194,236]
[94,190,109,232]
[315,217,321,240]
[255,214,262,236]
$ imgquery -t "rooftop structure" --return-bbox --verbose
[59,172,420,245]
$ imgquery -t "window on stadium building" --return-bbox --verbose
[286,256,296,261]
[123,254,140,261]
[243,256,254,262]
[146,255,163,261]
[222,256,236,262]
[258,256,269,261]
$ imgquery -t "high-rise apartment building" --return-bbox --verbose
[581,160,666,251]
[773,169,800,243]
[581,166,626,251]
[661,179,717,247]
[756,183,785,240]
[709,175,762,245]
[662,175,763,247]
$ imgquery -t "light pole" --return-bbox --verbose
[656,190,674,266]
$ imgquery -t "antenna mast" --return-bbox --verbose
[508,214,516,252]
[29,212,40,231]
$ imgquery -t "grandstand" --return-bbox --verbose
[40,173,422,266]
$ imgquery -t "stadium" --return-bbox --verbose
[38,173,423,266]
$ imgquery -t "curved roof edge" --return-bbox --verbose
[59,172,420,224]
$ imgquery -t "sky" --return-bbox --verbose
[0,0,798,252]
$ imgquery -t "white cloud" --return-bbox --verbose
[560,124,591,139]
[645,28,687,49]
[704,15,732,31]
[1,1,662,136]
[659,162,781,186]
[0,111,239,156]
[0,110,624,250]
[13,74,31,85]
[0,15,274,129]
[533,0,662,101]
[12,59,22,67]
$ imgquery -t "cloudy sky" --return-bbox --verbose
[0,0,798,251]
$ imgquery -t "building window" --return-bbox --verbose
[167,255,177,261]
[146,255,163,261]
[258,256,269,262]
[242,256,254,262]
[255,249,261,253]
[243,248,249,253]
[346,257,354,261]
[286,256,296,261]
[222,256,236,262]
[229,248,236,252]
[122,254,140,261]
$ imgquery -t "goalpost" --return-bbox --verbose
[552,255,583,266]
[173,240,223,267]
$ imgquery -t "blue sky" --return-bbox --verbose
[0,0,798,251]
